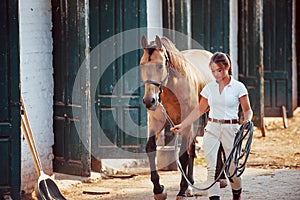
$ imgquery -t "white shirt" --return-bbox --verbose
[200,76,248,120]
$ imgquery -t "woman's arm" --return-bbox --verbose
[171,97,209,134]
[239,94,253,123]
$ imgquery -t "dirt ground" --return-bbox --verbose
[23,108,300,200]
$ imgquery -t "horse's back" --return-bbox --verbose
[181,49,214,84]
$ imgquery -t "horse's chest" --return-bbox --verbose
[160,98,190,124]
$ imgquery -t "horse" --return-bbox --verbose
[140,35,214,200]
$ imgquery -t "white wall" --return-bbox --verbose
[230,0,239,80]
[19,0,54,193]
[147,0,163,39]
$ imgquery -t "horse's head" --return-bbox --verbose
[140,35,170,111]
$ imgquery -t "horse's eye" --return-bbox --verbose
[158,64,163,69]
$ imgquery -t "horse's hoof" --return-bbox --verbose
[176,195,188,200]
[185,186,193,197]
[153,188,167,200]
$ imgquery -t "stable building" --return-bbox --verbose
[0,0,299,199]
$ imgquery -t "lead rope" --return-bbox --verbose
[160,102,254,191]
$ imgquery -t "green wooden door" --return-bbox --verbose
[90,0,147,159]
[0,0,21,199]
[167,0,229,136]
[52,0,91,176]
[263,0,293,117]
[162,0,189,47]
[162,0,230,51]
[191,0,229,52]
[238,0,264,132]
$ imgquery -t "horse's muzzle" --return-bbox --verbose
[142,96,158,111]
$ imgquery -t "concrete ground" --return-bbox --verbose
[51,166,300,200]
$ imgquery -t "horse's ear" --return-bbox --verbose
[155,35,162,49]
[141,35,148,49]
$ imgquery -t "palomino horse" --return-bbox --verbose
[140,35,214,200]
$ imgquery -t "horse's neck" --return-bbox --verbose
[164,75,199,107]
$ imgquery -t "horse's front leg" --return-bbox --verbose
[186,136,196,197]
[145,118,167,199]
[177,128,194,198]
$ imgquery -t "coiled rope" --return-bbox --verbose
[160,103,254,191]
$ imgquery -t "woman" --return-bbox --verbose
[171,52,253,200]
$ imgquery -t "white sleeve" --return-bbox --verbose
[200,84,210,99]
[238,82,248,98]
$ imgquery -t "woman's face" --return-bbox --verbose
[210,62,229,82]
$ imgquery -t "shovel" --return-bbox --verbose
[21,97,66,200]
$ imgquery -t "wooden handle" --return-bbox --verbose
[20,97,43,176]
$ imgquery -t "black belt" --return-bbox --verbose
[208,117,239,124]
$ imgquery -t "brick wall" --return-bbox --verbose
[19,0,53,193]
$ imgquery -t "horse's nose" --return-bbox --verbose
[142,97,156,109]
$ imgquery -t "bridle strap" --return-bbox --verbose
[143,68,169,87]
[143,70,168,102]
[143,46,171,102]
[144,80,162,88]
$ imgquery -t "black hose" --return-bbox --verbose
[225,121,254,180]
[174,121,254,191]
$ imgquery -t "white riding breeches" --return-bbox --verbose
[203,121,241,197]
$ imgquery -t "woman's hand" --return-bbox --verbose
[170,124,184,134]
[241,120,251,129]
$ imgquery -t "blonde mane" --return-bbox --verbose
[160,37,189,76]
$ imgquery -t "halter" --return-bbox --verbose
[143,47,170,102]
